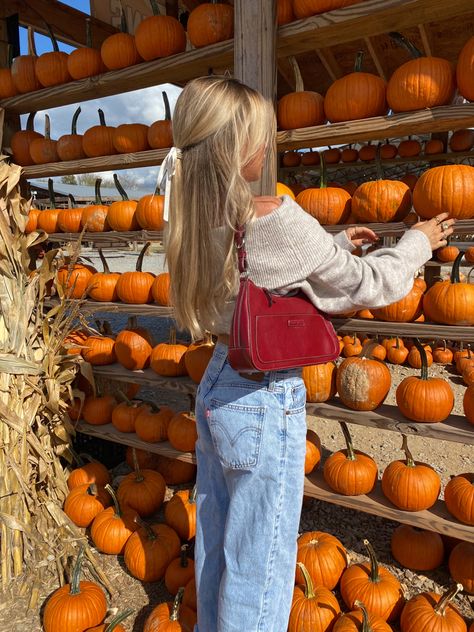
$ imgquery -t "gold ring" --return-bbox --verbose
[442,221,449,231]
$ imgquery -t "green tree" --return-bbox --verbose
[61,174,77,184]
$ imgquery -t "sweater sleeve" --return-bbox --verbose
[333,230,356,251]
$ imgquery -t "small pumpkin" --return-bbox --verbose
[115,316,153,370]
[81,324,116,366]
[37,178,60,233]
[63,483,111,527]
[11,112,43,166]
[151,272,171,306]
[303,361,336,402]
[67,17,106,80]
[85,609,134,632]
[154,454,197,485]
[135,403,174,443]
[57,194,84,233]
[113,124,149,155]
[57,106,86,162]
[164,486,197,541]
[150,328,188,377]
[184,334,215,383]
[144,587,195,631]
[30,114,60,165]
[147,91,174,149]
[135,0,186,59]
[400,584,467,632]
[448,542,474,595]
[117,449,166,517]
[437,243,460,263]
[125,446,159,471]
[88,249,121,303]
[67,454,110,491]
[282,151,301,167]
[390,525,444,571]
[101,9,141,70]
[187,1,234,48]
[124,520,180,582]
[444,473,474,525]
[432,340,454,364]
[289,562,341,632]
[380,140,398,160]
[81,178,110,232]
[359,142,377,162]
[35,22,71,87]
[136,190,165,231]
[305,429,322,474]
[398,137,422,158]
[333,600,393,632]
[277,56,325,130]
[168,405,198,453]
[341,146,359,163]
[82,392,117,426]
[425,138,444,155]
[90,484,138,555]
[111,398,145,433]
[450,129,474,153]
[296,530,347,590]
[386,337,409,365]
[116,242,155,304]
[82,109,117,159]
[57,261,97,300]
[164,544,195,596]
[293,0,364,19]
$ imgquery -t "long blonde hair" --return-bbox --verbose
[166,76,276,338]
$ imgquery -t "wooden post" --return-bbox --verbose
[234,0,277,196]
[0,17,20,153]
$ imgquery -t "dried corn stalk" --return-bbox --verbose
[0,159,111,603]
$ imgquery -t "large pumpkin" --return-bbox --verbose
[296,531,347,590]
[413,165,474,220]
[135,1,186,59]
[289,562,341,632]
[187,2,234,48]
[116,242,155,303]
[57,107,86,162]
[278,56,325,130]
[124,521,180,582]
[400,584,467,632]
[444,473,474,525]
[303,361,336,402]
[457,35,474,102]
[324,51,387,122]
[371,283,423,322]
[391,525,444,571]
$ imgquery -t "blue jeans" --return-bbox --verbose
[194,343,307,632]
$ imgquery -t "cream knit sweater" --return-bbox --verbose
[210,195,433,334]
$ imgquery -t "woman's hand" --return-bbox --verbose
[345,226,379,248]
[411,213,456,250]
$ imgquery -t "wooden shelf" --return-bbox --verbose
[92,364,197,394]
[46,298,173,316]
[331,318,474,342]
[304,469,474,542]
[276,105,474,152]
[307,399,473,445]
[46,230,163,244]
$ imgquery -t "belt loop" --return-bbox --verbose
[267,371,277,392]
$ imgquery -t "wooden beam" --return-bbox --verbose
[0,0,117,48]
[234,0,277,196]
[277,57,296,92]
[317,47,344,82]
[363,36,386,81]
[418,23,433,56]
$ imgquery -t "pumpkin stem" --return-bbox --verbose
[70,545,85,595]
[134,515,157,540]
[450,252,464,284]
[413,338,429,381]
[180,544,189,568]
[71,107,81,135]
[150,0,161,16]
[119,8,129,33]
[85,17,93,49]
[389,32,423,58]
[98,108,107,127]
[359,340,380,359]
[44,21,60,52]
[95,178,104,205]
[354,50,364,73]
[48,178,56,209]
[296,562,316,599]
[26,111,36,132]
[288,56,304,92]
[27,26,37,56]
[340,421,356,461]
[136,242,151,272]
[98,248,111,274]
[433,583,464,616]
[170,587,185,621]
[319,152,327,189]
[115,389,132,404]
[401,434,415,468]
[104,609,134,632]
[354,601,372,632]
[163,91,171,121]
[68,194,76,209]
[169,327,177,345]
[105,483,122,518]
[131,448,145,483]
[113,173,129,201]
[189,484,197,504]
[44,113,51,141]
[363,539,380,583]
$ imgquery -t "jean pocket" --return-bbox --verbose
[208,399,266,470]
[289,382,307,413]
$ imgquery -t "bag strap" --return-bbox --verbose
[235,224,248,276]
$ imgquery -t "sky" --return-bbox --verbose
[18,0,182,191]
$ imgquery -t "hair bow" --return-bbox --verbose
[157,146,182,222]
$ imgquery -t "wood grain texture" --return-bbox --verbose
[331,318,474,342]
[92,364,197,393]
[46,298,173,317]
[324,218,474,238]
[304,470,474,542]
[45,230,163,244]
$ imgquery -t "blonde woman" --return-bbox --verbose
[165,76,454,632]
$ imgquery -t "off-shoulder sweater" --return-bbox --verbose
[209,195,432,334]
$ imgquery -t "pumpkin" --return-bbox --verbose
[57,107,86,162]
[187,1,233,48]
[340,539,405,622]
[135,404,174,443]
[357,308,374,320]
[425,139,444,155]
[463,385,474,424]
[82,109,117,158]
[305,429,322,474]
[81,179,110,231]
[301,150,320,166]
[341,146,359,163]
[111,398,144,433]
[136,190,165,231]
[116,242,155,303]
[144,588,195,631]
[448,542,474,594]
[358,143,377,162]
[115,316,153,370]
[464,246,474,264]
[450,129,474,153]
[183,577,197,612]
[386,33,455,112]
[135,0,186,59]
[0,47,18,98]
[296,154,351,225]
[57,195,84,233]
[57,261,97,299]
[432,340,453,364]
[184,335,215,383]
[413,165,474,220]
[124,521,180,582]
[391,525,444,571]
[117,449,166,517]
[11,112,43,167]
[64,483,111,527]
[85,610,133,632]
[371,281,423,323]
[90,484,138,555]
[293,0,364,19]
[165,544,195,596]
[35,23,71,87]
[380,141,398,160]
[282,151,302,167]
[333,601,393,632]
[151,272,171,306]
[424,252,474,325]
[296,531,347,590]
[82,393,117,426]
[101,10,141,70]
[323,148,342,164]
[278,56,325,130]
[444,473,474,525]
[148,91,174,149]
[37,179,60,233]
[436,243,460,262]
[277,181,296,198]
[81,325,116,366]
[168,408,198,453]
[325,51,387,122]
[150,328,188,377]
[154,454,197,485]
[289,562,341,632]
[43,548,107,632]
[303,361,336,402]
[386,337,409,365]
[381,434,441,511]
[457,36,474,102]
[67,18,106,80]
[113,123,149,155]
[88,249,121,302]
[126,446,159,470]
[164,486,197,541]
[400,173,418,191]
[10,27,41,94]
[398,137,422,157]
[400,584,467,632]
[407,343,433,368]
[277,0,295,24]
[323,421,378,496]
[337,343,391,411]
[342,334,362,358]
[67,455,110,491]
[30,114,60,165]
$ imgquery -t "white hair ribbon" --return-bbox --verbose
[157,146,183,222]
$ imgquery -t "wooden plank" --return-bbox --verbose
[234,0,277,196]
[0,40,234,115]
[307,399,473,445]
[1,0,117,48]
[324,218,474,239]
[317,48,344,82]
[45,229,164,244]
[363,36,387,81]
[46,298,173,317]
[76,421,196,464]
[304,470,474,542]
[418,23,433,57]
[276,104,474,151]
[93,364,197,393]
[277,0,474,59]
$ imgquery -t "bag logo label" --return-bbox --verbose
[288,319,305,328]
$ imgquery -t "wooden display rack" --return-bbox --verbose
[1,0,473,544]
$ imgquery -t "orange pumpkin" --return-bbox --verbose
[90,484,138,555]
[81,331,116,366]
[448,542,474,595]
[371,283,423,322]
[82,393,117,426]
[400,584,467,632]
[10,28,41,94]
[67,18,106,80]
[57,107,86,162]
[164,486,197,541]
[391,525,444,571]
[457,35,474,102]
[150,328,188,377]
[35,24,71,87]
[11,112,43,166]
[425,138,444,155]
[81,178,110,232]
[289,562,341,632]
[151,271,171,306]
[57,197,84,233]
[136,190,165,231]
[147,91,174,149]
[413,165,474,220]
[144,588,195,631]
[36,179,61,234]
[82,109,117,158]
[124,521,180,582]
[167,409,198,453]
[29,114,60,165]
[333,601,393,632]
[67,456,110,491]
[305,429,322,474]
[184,335,215,384]
[57,261,97,299]
[187,2,234,48]
[135,2,186,59]
[444,473,474,525]
[107,174,139,231]
[398,137,422,157]
[165,544,195,596]
[135,404,174,443]
[111,399,145,433]
[277,0,295,24]
[63,483,111,528]
[88,249,121,302]
[337,344,391,411]
[277,57,325,130]
[117,449,166,518]
[101,10,141,70]
[116,242,155,303]
[115,316,153,371]
[113,123,149,154]
[450,129,474,152]
[302,361,336,402]
[296,531,347,590]
[341,146,359,163]
[293,0,364,18]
